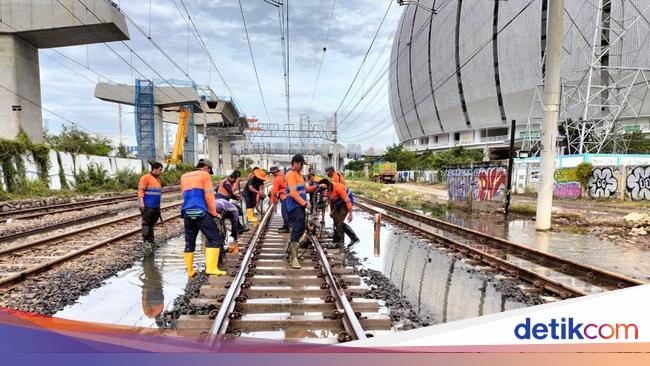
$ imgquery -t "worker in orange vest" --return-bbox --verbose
[180,159,226,277]
[319,178,359,248]
[137,162,164,244]
[216,170,242,201]
[285,154,325,269]
[325,166,346,186]
[269,166,289,233]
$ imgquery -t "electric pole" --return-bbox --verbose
[536,0,564,231]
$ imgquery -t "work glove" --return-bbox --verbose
[213,216,227,238]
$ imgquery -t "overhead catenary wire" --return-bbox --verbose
[0,81,109,138]
[335,0,460,139]
[172,0,248,111]
[238,0,273,124]
[306,0,338,118]
[333,0,394,122]
[343,0,535,141]
[54,0,193,105]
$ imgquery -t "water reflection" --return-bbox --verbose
[422,206,650,280]
[140,253,164,319]
[355,222,526,323]
[55,236,190,327]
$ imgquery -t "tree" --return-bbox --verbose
[237,157,254,170]
[116,144,129,158]
[621,131,650,154]
[381,144,419,170]
[46,125,113,156]
[380,144,483,171]
[345,160,366,171]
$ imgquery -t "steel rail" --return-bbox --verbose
[356,196,644,290]
[208,203,277,344]
[309,233,367,341]
[0,202,183,256]
[355,200,588,298]
[0,213,182,287]
[0,212,114,243]
[0,186,180,221]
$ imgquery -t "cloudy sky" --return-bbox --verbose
[39,0,403,150]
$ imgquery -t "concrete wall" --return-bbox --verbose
[397,170,441,184]
[513,154,650,201]
[447,162,508,211]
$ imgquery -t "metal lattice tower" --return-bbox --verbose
[524,0,650,155]
[134,79,156,160]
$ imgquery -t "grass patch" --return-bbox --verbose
[508,204,537,216]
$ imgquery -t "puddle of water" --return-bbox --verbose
[347,210,528,324]
[55,236,198,328]
[440,210,650,280]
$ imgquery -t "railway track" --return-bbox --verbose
[0,202,183,287]
[355,195,645,299]
[0,186,180,222]
[0,212,116,243]
[176,204,391,344]
[0,178,262,288]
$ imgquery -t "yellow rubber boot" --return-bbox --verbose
[247,208,259,223]
[205,248,227,276]
[183,252,196,278]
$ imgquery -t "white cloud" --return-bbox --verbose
[39,0,403,150]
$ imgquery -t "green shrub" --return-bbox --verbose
[575,162,593,190]
[160,163,194,186]
[113,169,140,190]
[14,179,52,198]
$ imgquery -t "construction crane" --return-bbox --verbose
[166,107,192,164]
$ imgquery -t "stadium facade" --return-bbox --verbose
[390,0,650,156]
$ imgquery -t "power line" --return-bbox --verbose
[175,0,245,111]
[333,0,394,119]
[307,0,337,117]
[238,0,273,124]
[346,0,536,141]
[0,82,108,138]
[54,0,189,104]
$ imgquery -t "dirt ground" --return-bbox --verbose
[393,182,649,217]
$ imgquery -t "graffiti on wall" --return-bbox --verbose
[553,168,582,199]
[448,165,507,203]
[588,167,619,198]
[447,168,472,201]
[626,166,650,201]
[474,167,506,201]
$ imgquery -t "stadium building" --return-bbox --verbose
[389,0,650,157]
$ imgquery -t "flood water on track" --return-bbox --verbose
[435,210,650,281]
[347,210,530,324]
[55,236,196,328]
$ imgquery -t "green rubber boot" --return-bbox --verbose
[288,241,301,269]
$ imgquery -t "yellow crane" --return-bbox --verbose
[166,107,192,164]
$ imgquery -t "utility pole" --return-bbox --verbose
[504,120,516,218]
[536,0,564,231]
[333,112,338,171]
[203,110,208,159]
[118,104,123,145]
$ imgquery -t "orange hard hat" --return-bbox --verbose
[254,169,268,180]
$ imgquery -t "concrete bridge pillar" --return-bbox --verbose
[0,35,42,141]
[207,138,234,175]
[0,0,129,141]
[154,106,164,161]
